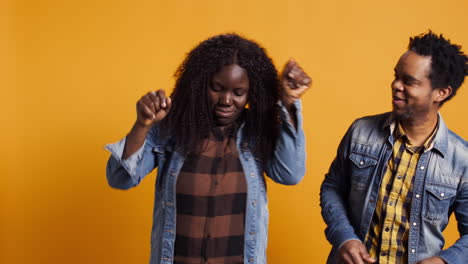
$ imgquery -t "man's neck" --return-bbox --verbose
[399,113,438,147]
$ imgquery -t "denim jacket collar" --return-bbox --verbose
[381,112,448,157]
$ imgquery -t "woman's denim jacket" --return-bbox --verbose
[106,101,305,264]
[320,112,468,264]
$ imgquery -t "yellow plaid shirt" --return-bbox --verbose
[364,122,437,264]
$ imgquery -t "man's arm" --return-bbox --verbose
[320,120,375,264]
[432,179,468,264]
[320,121,359,246]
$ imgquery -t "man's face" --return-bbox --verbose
[391,50,439,121]
[208,63,249,127]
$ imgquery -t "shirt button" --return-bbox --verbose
[389,201,394,206]
[397,175,402,180]
[420,166,425,170]
[381,252,387,256]
[385,227,390,232]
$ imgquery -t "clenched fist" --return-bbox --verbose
[280,58,312,108]
[136,89,172,127]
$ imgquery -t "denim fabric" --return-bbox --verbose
[105,100,306,264]
[320,112,468,264]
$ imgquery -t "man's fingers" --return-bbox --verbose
[340,252,355,264]
[359,248,376,263]
[349,252,365,264]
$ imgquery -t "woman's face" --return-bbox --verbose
[208,64,250,127]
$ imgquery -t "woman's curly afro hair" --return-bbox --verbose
[161,33,280,162]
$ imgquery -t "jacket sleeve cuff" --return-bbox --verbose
[328,225,361,249]
[278,99,303,136]
[338,239,362,250]
[104,137,146,181]
[437,247,462,264]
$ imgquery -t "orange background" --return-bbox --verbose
[2,0,468,263]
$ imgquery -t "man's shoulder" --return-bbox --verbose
[350,112,392,131]
[437,127,468,179]
[447,129,468,154]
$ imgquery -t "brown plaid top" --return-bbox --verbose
[174,126,247,264]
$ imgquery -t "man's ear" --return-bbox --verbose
[434,86,453,104]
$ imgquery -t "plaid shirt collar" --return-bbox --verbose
[383,113,440,153]
[393,121,438,153]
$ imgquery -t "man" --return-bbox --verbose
[320,31,468,264]
[105,34,310,264]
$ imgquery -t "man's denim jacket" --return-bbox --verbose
[320,112,468,264]
[105,101,305,264]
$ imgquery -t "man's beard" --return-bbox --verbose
[392,104,431,123]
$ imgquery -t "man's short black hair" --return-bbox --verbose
[409,31,468,105]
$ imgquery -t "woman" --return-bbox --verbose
[106,33,311,264]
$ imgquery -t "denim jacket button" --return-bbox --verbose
[415,194,420,198]
[420,166,425,170]
[248,258,254,263]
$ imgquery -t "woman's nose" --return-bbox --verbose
[219,92,232,105]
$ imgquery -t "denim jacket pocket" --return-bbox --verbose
[423,183,456,223]
[349,152,378,190]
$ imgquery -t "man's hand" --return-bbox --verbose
[136,89,172,127]
[337,240,376,264]
[417,256,446,264]
[280,58,311,109]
